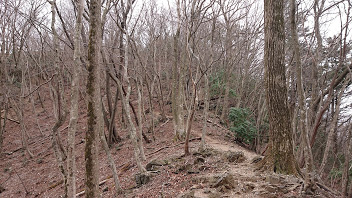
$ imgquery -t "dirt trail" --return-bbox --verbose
[195,133,263,197]
[186,131,302,198]
[203,134,258,162]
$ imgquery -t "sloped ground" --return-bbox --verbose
[0,89,337,198]
[179,128,303,198]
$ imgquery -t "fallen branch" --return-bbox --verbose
[45,162,134,195]
[1,116,19,124]
[59,125,69,132]
[76,178,110,197]
[118,161,134,174]
[4,147,24,155]
[147,137,201,156]
[207,119,232,133]
[48,180,63,191]
[159,118,170,128]
[316,182,341,197]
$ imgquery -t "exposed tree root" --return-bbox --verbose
[255,148,300,179]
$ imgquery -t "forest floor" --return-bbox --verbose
[0,87,338,198]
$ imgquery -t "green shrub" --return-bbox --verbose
[209,71,236,98]
[329,167,342,179]
[209,71,224,97]
[228,107,257,145]
[328,159,352,181]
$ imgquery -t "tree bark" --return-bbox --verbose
[85,0,102,196]
[184,82,197,155]
[66,0,83,197]
[172,0,184,140]
[100,132,122,195]
[0,99,8,154]
[136,79,146,160]
[309,0,323,127]
[200,74,209,151]
[257,0,298,175]
[342,123,352,197]
[0,101,2,153]
[219,20,232,123]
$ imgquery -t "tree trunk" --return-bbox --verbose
[0,99,8,154]
[26,66,44,136]
[0,54,2,154]
[200,74,209,151]
[85,0,102,196]
[342,124,352,197]
[101,49,121,145]
[66,0,83,197]
[172,0,184,140]
[255,93,265,153]
[220,79,230,123]
[0,101,2,153]
[184,82,197,155]
[106,9,146,173]
[257,0,298,175]
[219,23,232,123]
[309,0,323,129]
[100,132,122,195]
[290,0,314,188]
[136,79,146,160]
[11,99,33,158]
[319,79,348,177]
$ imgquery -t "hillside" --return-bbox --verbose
[0,88,339,198]
[2,0,352,197]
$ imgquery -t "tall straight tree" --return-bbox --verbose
[258,0,298,175]
[85,0,102,197]
[66,0,84,197]
[290,0,313,174]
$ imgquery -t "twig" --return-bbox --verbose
[0,173,12,186]
[22,74,56,98]
[1,116,19,124]
[4,147,24,155]
[147,137,201,156]
[48,180,63,191]
[75,177,111,197]
[13,168,29,195]
[59,125,69,132]
[160,119,170,128]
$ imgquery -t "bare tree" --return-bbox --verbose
[66,0,84,197]
[319,78,349,176]
[257,0,298,175]
[342,123,352,197]
[85,0,103,196]
[171,0,185,140]
[289,0,314,189]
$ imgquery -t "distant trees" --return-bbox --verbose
[0,0,352,196]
